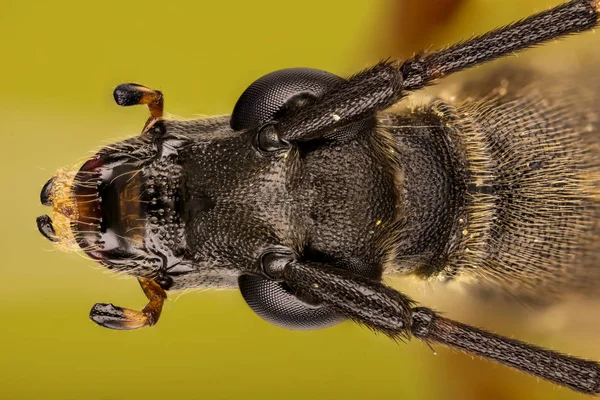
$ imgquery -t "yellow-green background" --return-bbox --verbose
[2,1,599,399]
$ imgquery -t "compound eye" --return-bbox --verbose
[230,68,344,131]
[238,275,343,330]
[238,248,343,330]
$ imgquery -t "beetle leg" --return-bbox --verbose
[279,261,600,395]
[112,83,163,131]
[273,0,600,143]
[89,277,166,330]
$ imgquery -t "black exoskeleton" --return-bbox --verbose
[36,0,600,395]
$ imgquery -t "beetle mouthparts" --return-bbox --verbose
[37,167,80,250]
[72,154,147,262]
[36,214,59,242]
[40,177,54,206]
[37,154,147,260]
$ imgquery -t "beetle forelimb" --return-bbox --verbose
[411,307,600,395]
[281,261,600,394]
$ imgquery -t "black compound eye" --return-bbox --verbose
[238,249,344,330]
[238,275,343,331]
[230,68,344,132]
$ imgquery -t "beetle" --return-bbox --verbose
[36,0,600,395]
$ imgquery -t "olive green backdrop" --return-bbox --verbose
[2,0,597,399]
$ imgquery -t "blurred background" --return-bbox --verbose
[2,0,599,399]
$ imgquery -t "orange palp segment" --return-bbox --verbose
[89,278,167,330]
[113,83,164,131]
